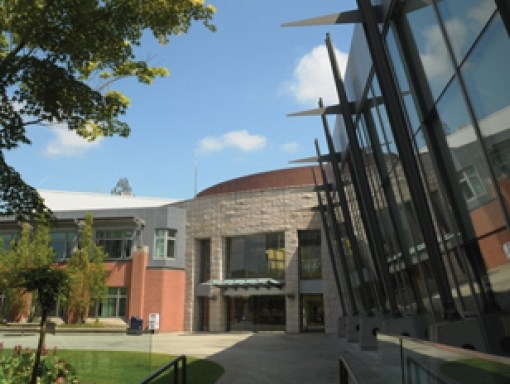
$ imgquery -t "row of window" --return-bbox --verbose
[0,288,127,320]
[1,228,177,260]
[198,230,322,282]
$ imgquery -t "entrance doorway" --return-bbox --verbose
[227,296,285,332]
[301,294,324,332]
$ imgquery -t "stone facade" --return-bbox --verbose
[179,182,342,334]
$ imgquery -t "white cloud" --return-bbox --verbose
[281,142,300,154]
[469,2,495,25]
[197,130,267,155]
[44,124,102,157]
[283,44,348,106]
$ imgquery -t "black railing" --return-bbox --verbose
[339,352,360,384]
[139,355,187,384]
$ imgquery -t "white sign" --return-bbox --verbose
[148,313,160,331]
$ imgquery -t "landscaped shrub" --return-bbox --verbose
[0,343,79,383]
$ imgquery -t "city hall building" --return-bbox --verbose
[0,167,341,334]
[1,0,510,358]
[178,167,341,333]
[0,191,188,332]
[285,0,510,355]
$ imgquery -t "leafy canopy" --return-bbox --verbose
[0,0,215,218]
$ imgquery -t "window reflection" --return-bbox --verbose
[226,233,285,279]
[399,0,454,103]
[462,15,510,219]
[436,0,496,63]
[435,79,495,213]
[298,230,321,280]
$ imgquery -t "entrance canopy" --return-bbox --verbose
[205,278,285,289]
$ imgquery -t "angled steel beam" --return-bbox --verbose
[282,10,365,28]
[315,140,362,316]
[289,154,340,164]
[287,104,349,117]
[362,100,425,313]
[326,34,398,317]
[282,6,384,28]
[354,0,459,320]
[316,101,376,315]
[312,169,348,316]
[495,0,510,36]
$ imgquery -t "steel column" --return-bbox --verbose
[354,0,459,320]
[315,142,359,316]
[325,35,399,317]
[313,170,348,317]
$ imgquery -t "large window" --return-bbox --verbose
[298,230,322,280]
[154,229,176,259]
[199,239,211,282]
[0,233,18,250]
[50,231,76,260]
[226,232,285,280]
[90,287,127,318]
[96,230,133,259]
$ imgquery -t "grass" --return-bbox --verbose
[440,358,510,384]
[59,350,224,384]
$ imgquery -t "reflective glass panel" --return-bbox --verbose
[386,27,422,132]
[298,230,321,279]
[436,0,496,63]
[399,0,454,105]
[462,15,510,217]
[435,79,496,224]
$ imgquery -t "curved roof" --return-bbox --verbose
[197,166,321,197]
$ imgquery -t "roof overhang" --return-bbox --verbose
[205,278,285,289]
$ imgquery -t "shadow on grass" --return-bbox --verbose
[60,350,224,384]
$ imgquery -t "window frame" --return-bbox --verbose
[154,229,177,260]
[95,229,134,259]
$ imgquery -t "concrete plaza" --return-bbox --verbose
[0,331,379,383]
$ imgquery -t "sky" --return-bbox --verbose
[6,0,357,200]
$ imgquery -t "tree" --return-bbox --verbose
[111,177,133,196]
[15,267,69,384]
[0,216,69,383]
[66,213,108,323]
[0,0,216,218]
[0,217,55,321]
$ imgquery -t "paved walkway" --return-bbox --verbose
[1,331,377,383]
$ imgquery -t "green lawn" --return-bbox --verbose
[440,358,510,384]
[58,350,224,384]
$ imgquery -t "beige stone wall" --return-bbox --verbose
[177,185,341,333]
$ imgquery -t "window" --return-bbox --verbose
[0,233,18,251]
[458,165,487,202]
[199,239,211,282]
[50,231,76,260]
[154,229,176,259]
[298,230,322,280]
[226,232,285,280]
[96,230,133,259]
[90,287,127,318]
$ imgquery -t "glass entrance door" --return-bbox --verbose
[227,296,285,332]
[301,294,324,332]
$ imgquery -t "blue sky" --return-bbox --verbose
[6,0,356,199]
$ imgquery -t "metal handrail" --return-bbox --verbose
[339,352,360,384]
[139,355,187,384]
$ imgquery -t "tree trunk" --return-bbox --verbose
[30,308,47,384]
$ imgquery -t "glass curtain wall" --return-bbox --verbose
[386,0,510,317]
[298,230,322,279]
[226,233,285,280]
[341,164,380,314]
